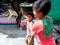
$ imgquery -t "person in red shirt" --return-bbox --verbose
[28,0,55,45]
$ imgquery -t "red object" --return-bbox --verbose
[31,20,54,45]
[20,22,27,26]
[57,42,60,45]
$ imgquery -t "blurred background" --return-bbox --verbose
[0,0,60,45]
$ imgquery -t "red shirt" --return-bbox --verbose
[31,20,55,45]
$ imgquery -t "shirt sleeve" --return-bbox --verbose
[26,22,29,34]
[31,20,44,36]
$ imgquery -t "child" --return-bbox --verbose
[29,0,55,45]
[20,3,34,45]
[24,13,34,45]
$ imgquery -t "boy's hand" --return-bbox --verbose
[28,38,32,44]
[28,36,34,44]
[25,36,28,45]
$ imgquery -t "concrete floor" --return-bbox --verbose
[0,25,37,45]
[0,25,60,45]
[0,25,26,38]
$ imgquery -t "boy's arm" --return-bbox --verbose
[28,22,36,44]
[28,22,34,44]
[28,36,34,44]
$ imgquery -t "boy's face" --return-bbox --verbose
[33,10,44,19]
[26,15,33,22]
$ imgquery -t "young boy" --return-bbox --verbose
[24,13,34,45]
[29,0,55,45]
[20,3,34,45]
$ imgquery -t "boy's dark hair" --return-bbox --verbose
[25,12,34,18]
[33,0,51,16]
